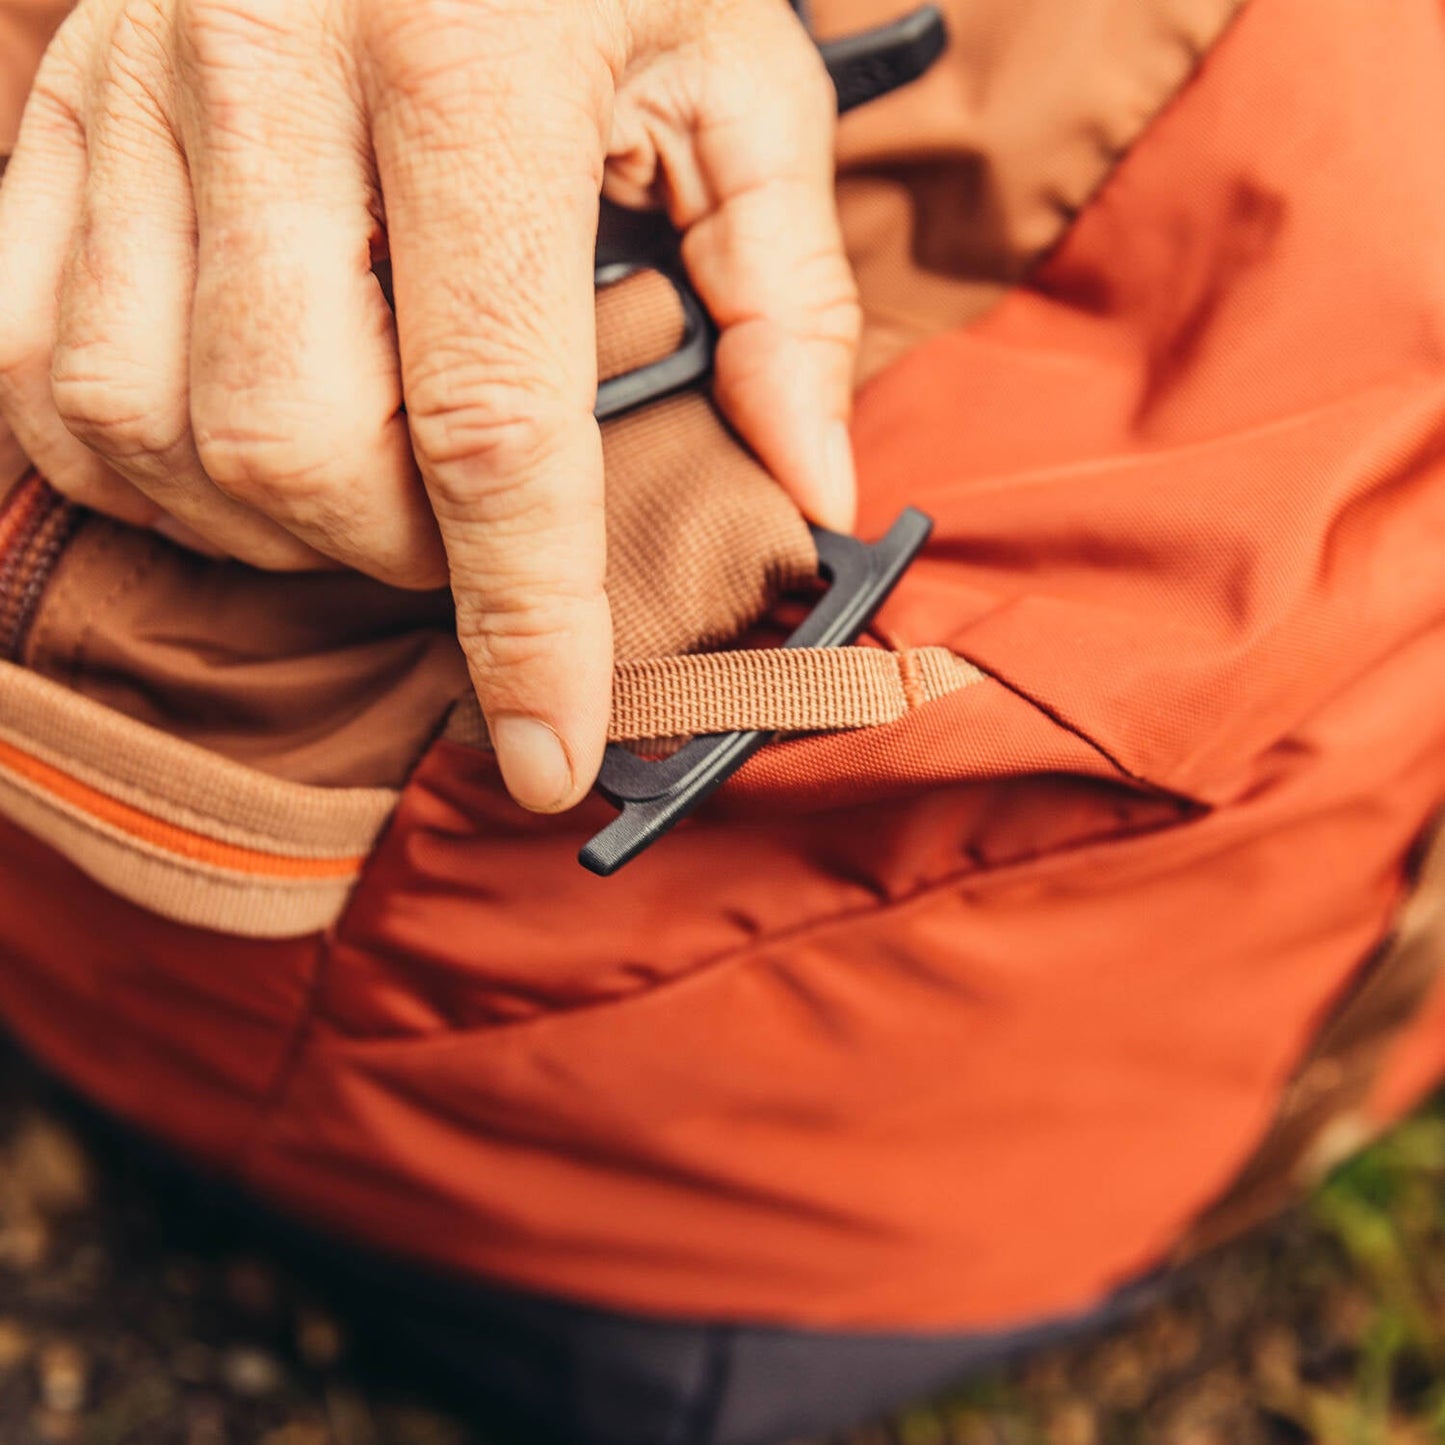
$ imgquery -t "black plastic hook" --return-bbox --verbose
[579,507,933,876]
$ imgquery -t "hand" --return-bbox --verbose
[0,0,860,811]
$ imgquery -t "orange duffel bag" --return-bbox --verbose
[2,0,1445,1440]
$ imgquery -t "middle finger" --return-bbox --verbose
[174,0,445,588]
[50,1,325,568]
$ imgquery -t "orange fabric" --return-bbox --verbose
[821,0,1248,379]
[0,735,363,878]
[1,0,1444,1344]
[0,470,44,556]
[0,814,323,1170]
[229,0,1445,1330]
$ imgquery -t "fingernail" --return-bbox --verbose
[491,716,575,813]
[818,422,858,534]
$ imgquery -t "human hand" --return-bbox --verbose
[0,0,860,810]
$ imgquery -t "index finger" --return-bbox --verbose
[364,2,619,813]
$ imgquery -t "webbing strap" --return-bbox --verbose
[446,644,984,747]
[611,646,983,738]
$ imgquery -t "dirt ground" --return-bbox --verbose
[4,1040,1445,1445]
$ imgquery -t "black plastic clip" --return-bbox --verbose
[817,5,948,116]
[579,507,933,876]
[593,261,714,422]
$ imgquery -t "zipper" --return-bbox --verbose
[0,470,83,665]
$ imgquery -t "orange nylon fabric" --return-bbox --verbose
[0,0,1444,1343]
[224,0,1445,1329]
[822,0,1248,379]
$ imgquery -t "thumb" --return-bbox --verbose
[619,1,861,532]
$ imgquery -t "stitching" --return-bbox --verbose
[896,648,924,712]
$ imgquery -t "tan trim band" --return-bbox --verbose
[0,736,362,880]
[0,660,396,938]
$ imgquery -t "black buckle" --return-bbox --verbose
[593,262,714,422]
[817,5,948,116]
[579,508,933,877]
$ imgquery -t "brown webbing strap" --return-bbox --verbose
[611,646,983,738]
[446,645,984,746]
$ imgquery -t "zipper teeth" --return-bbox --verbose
[0,471,46,559]
[0,471,82,664]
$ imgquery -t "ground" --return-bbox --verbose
[3,1041,1445,1445]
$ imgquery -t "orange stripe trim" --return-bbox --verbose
[0,735,366,881]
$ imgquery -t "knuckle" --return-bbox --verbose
[407,375,582,507]
[103,1,177,125]
[455,590,603,681]
[50,352,183,461]
[366,0,615,143]
[178,0,291,63]
[194,416,343,509]
[372,0,595,74]
[176,0,320,130]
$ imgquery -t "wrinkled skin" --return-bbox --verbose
[0,0,860,811]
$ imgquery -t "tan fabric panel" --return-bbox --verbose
[818,0,1249,379]
[0,773,360,938]
[0,660,396,848]
[596,269,817,662]
[603,391,817,661]
[24,519,470,788]
[595,269,687,381]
